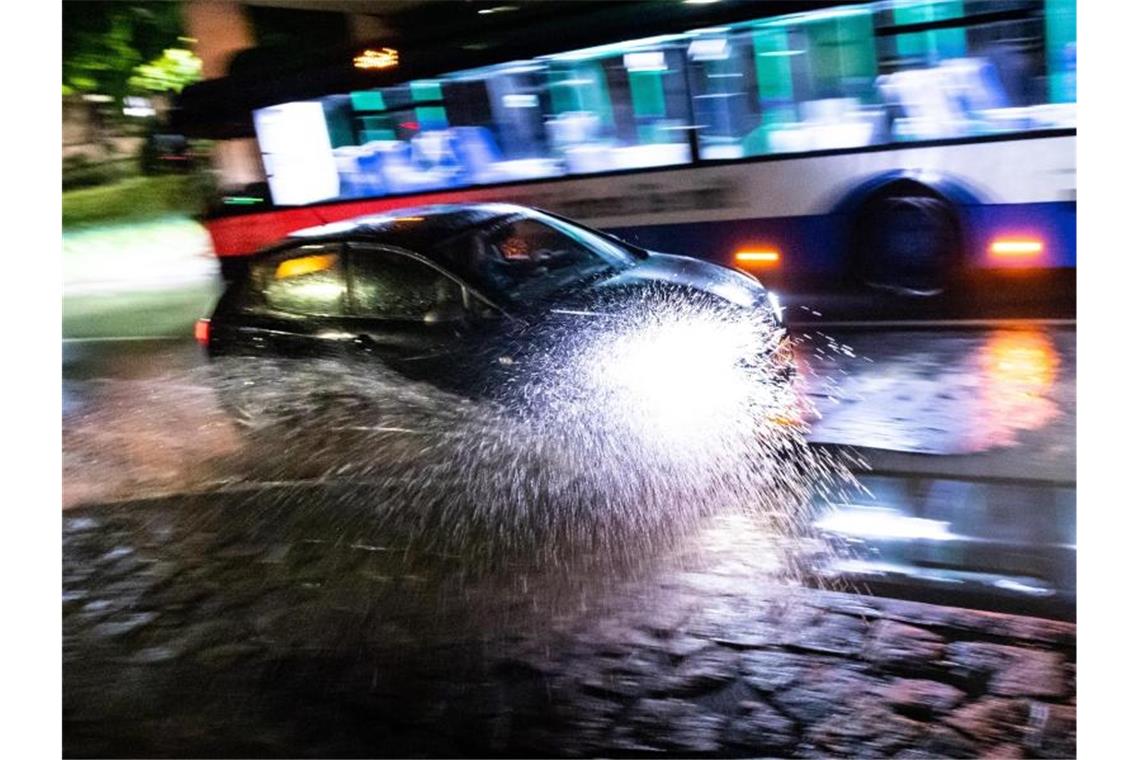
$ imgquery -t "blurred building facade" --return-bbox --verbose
[181,1,405,187]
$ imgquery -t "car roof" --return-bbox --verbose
[284,202,531,255]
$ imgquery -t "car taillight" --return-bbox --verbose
[195,318,211,347]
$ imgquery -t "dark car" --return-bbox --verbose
[197,203,788,411]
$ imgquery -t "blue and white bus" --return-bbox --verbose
[192,0,1076,295]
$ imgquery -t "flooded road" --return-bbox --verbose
[797,326,1073,474]
[61,324,1076,757]
[63,324,1075,504]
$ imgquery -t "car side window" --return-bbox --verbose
[257,244,347,316]
[442,216,624,304]
[349,246,464,320]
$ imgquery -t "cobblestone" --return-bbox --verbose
[880,677,966,717]
[944,696,1031,746]
[947,642,1070,698]
[741,650,814,692]
[864,619,947,672]
[806,696,926,757]
[63,492,1076,757]
[722,699,799,753]
[790,611,868,655]
[654,646,740,697]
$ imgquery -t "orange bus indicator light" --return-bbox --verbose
[989,238,1044,258]
[735,249,780,266]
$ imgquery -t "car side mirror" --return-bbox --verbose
[423,301,469,325]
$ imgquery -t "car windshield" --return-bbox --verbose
[436,211,636,305]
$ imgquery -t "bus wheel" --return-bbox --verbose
[853,187,960,296]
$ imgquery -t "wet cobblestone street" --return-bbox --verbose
[63,486,1075,758]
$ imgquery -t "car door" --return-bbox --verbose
[345,243,483,384]
[227,241,358,359]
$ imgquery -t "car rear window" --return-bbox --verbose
[256,245,347,316]
[350,246,464,320]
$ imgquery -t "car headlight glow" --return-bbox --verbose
[767,291,784,324]
[575,306,795,453]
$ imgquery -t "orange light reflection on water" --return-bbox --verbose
[976,329,1061,445]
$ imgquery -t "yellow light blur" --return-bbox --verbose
[989,238,1044,257]
[982,330,1058,390]
[393,216,424,223]
[735,249,781,267]
[978,329,1060,437]
[275,254,337,280]
[354,48,399,70]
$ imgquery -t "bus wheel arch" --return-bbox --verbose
[844,176,968,296]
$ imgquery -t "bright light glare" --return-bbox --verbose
[253,102,340,205]
[815,507,955,541]
[503,94,539,108]
[584,309,787,448]
[275,254,337,280]
[353,48,399,70]
[767,291,783,322]
[688,38,730,61]
[989,238,1044,257]
[735,249,780,267]
[993,578,1055,597]
[122,96,155,117]
[624,51,667,72]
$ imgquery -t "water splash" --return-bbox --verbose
[64,292,861,584]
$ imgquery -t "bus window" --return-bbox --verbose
[439,62,564,185]
[686,30,763,161]
[542,40,693,173]
[873,0,1072,139]
[324,80,465,198]
[1044,0,1076,105]
[737,7,885,156]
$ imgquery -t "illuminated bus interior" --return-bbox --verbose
[252,0,1076,206]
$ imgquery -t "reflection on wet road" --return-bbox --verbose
[62,326,1076,504]
[60,325,1078,756]
[809,473,1075,619]
[783,325,1074,616]
[798,327,1073,474]
[64,327,1074,454]
[61,326,1076,617]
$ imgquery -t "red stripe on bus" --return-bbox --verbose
[206,189,487,256]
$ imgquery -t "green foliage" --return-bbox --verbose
[129,48,203,94]
[63,2,188,101]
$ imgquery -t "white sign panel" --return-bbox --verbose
[254,101,341,206]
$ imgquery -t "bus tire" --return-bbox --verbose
[852,184,961,296]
